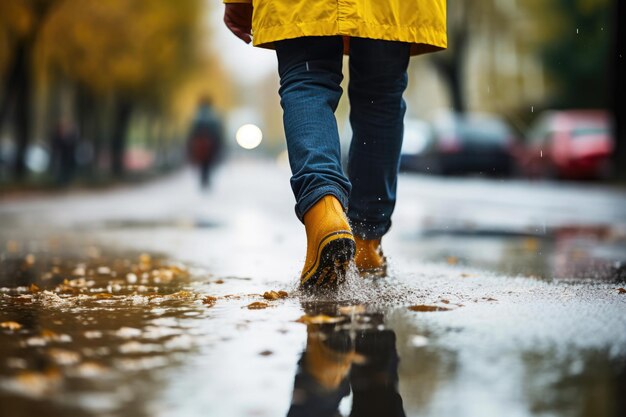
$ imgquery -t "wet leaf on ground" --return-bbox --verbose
[262,290,288,300]
[247,302,269,310]
[41,329,71,342]
[408,305,451,312]
[617,288,626,294]
[296,314,345,324]
[203,296,217,306]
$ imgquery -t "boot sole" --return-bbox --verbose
[300,231,355,289]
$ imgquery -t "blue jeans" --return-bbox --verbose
[276,36,410,239]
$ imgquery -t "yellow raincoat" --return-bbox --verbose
[224,0,447,56]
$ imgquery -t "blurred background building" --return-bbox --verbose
[0,0,624,188]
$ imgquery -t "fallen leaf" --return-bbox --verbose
[259,350,273,356]
[446,256,458,265]
[29,283,41,293]
[460,273,475,278]
[408,305,451,312]
[203,296,217,306]
[168,291,192,299]
[296,314,345,324]
[617,288,626,294]
[247,302,269,310]
[1,321,22,331]
[263,290,289,300]
[41,329,71,342]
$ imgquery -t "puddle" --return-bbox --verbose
[405,224,626,281]
[1,239,625,417]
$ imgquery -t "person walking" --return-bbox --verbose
[187,98,224,189]
[224,0,447,288]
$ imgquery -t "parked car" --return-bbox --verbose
[519,110,613,180]
[414,111,517,176]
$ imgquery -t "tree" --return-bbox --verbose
[0,0,62,179]
[429,2,469,114]
[526,0,612,109]
[40,0,203,176]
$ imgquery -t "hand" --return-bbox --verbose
[224,3,253,44]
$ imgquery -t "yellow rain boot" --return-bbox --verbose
[354,237,387,277]
[300,195,355,288]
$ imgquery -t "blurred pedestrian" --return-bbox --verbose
[187,98,224,189]
[224,1,447,288]
[51,118,79,186]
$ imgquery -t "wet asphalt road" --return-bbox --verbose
[0,158,625,417]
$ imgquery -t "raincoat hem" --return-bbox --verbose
[253,20,447,56]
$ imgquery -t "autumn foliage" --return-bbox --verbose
[0,0,217,180]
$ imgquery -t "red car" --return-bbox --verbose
[520,110,614,180]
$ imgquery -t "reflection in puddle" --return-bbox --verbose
[289,302,405,417]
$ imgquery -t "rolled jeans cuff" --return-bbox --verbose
[295,185,349,223]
